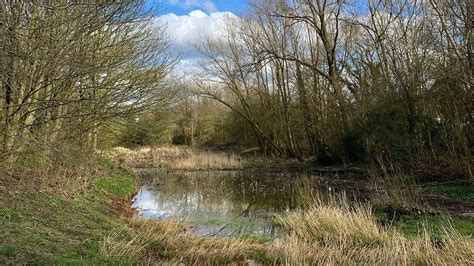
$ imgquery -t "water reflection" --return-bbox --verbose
[131,169,362,237]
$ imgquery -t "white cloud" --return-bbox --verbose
[155,10,238,77]
[168,0,217,13]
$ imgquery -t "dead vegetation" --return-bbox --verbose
[0,145,106,197]
[271,194,473,265]
[101,219,266,264]
[107,146,242,170]
[101,194,474,265]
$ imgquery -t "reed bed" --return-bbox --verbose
[271,194,473,265]
[107,146,242,170]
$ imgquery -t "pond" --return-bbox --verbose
[131,168,367,238]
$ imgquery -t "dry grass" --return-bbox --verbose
[107,146,242,170]
[271,194,474,265]
[102,194,473,265]
[369,172,435,213]
[100,220,186,261]
[0,145,105,196]
[101,219,267,264]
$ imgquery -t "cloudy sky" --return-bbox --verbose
[147,0,247,76]
[161,0,247,15]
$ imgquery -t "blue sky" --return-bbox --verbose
[149,1,245,76]
[148,1,369,77]
[147,0,248,16]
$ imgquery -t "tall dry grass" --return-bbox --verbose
[107,146,242,170]
[368,166,434,213]
[271,194,473,265]
[102,193,473,264]
[101,219,266,264]
[1,143,105,195]
[101,220,187,261]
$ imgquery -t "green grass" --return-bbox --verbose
[96,172,136,198]
[0,161,138,264]
[13,149,50,169]
[374,207,473,238]
[241,155,304,169]
[423,183,474,203]
[203,217,227,226]
[240,232,272,243]
[392,215,474,238]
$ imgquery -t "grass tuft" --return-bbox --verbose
[101,219,270,264]
[271,194,474,264]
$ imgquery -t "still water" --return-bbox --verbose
[131,169,363,238]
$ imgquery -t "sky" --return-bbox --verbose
[149,1,368,77]
[146,0,247,76]
[159,0,248,16]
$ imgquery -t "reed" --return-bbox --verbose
[108,146,242,170]
[271,194,473,264]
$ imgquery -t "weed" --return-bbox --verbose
[101,193,473,265]
[393,215,474,238]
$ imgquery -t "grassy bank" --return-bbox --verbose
[0,158,138,264]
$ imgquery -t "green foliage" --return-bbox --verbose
[393,215,474,238]
[170,97,241,147]
[423,183,474,203]
[0,245,16,258]
[345,97,413,162]
[171,131,188,145]
[342,130,368,162]
[117,111,177,148]
[14,148,49,169]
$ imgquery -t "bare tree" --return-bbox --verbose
[0,0,173,161]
